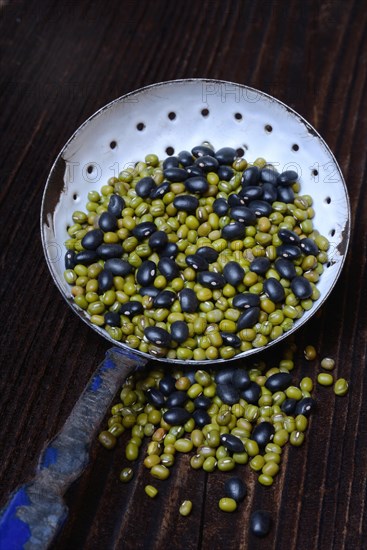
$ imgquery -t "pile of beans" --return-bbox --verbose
[98,343,348,535]
[64,145,330,360]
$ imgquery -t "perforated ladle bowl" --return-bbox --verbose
[41,79,350,365]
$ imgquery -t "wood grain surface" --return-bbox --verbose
[1,1,366,549]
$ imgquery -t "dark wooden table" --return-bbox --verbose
[1,1,366,548]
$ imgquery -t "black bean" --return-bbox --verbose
[224,477,247,503]
[197,271,226,289]
[178,150,194,167]
[291,276,313,299]
[262,183,277,203]
[186,165,203,177]
[216,383,240,405]
[239,185,263,201]
[196,246,219,263]
[250,510,272,538]
[278,228,300,245]
[276,244,302,260]
[158,257,180,280]
[185,176,209,194]
[163,167,189,182]
[228,193,246,207]
[220,332,242,348]
[248,200,272,217]
[166,390,187,408]
[139,286,160,298]
[153,290,176,308]
[194,395,212,409]
[281,398,297,415]
[104,258,132,277]
[183,370,196,384]
[108,194,125,217]
[179,288,198,312]
[274,258,297,279]
[277,169,298,185]
[221,222,247,241]
[300,237,319,255]
[240,382,261,404]
[295,397,316,417]
[163,407,191,426]
[144,326,171,347]
[148,231,168,250]
[97,244,123,259]
[170,320,189,343]
[120,301,144,317]
[104,311,121,327]
[251,422,275,450]
[160,242,179,259]
[159,375,176,396]
[241,166,260,185]
[237,307,260,330]
[265,372,293,392]
[98,269,114,292]
[150,181,170,200]
[213,198,229,216]
[218,165,234,181]
[146,388,165,408]
[193,409,211,427]
[233,293,260,309]
[223,261,245,286]
[215,368,237,385]
[136,260,157,287]
[277,186,295,203]
[250,257,270,275]
[98,211,118,232]
[65,249,76,269]
[220,433,245,453]
[194,155,219,172]
[162,156,179,169]
[186,254,209,271]
[135,176,156,198]
[75,250,99,265]
[81,229,104,250]
[232,369,251,390]
[173,195,199,213]
[261,167,278,185]
[132,222,157,240]
[191,144,214,158]
[263,278,285,302]
[215,147,236,165]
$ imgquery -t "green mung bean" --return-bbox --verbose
[334,378,349,396]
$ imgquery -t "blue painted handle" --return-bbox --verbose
[0,347,147,550]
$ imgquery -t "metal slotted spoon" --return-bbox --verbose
[41,79,350,366]
[0,80,351,550]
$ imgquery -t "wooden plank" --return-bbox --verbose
[1,0,366,548]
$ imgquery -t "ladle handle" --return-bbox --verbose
[0,347,147,550]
